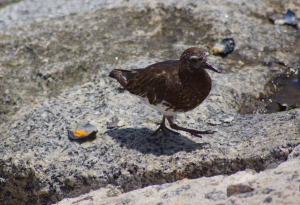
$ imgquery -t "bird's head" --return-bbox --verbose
[179,47,220,74]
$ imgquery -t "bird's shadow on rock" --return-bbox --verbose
[106,127,210,156]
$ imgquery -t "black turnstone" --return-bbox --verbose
[109,47,220,137]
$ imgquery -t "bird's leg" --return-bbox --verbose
[151,116,180,136]
[166,116,215,138]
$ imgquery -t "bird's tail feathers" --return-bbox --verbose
[109,69,143,87]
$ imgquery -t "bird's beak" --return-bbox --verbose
[205,62,221,73]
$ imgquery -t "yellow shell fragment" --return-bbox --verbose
[74,129,87,137]
[212,44,226,54]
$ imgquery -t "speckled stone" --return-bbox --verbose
[56,150,300,205]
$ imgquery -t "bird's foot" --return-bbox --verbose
[184,129,215,138]
[169,124,215,138]
[152,117,180,136]
[152,116,216,138]
[152,123,180,136]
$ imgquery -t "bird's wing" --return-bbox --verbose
[124,60,180,105]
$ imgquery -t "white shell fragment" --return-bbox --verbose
[107,120,125,129]
[269,9,297,26]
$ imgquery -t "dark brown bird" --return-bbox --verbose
[109,47,220,137]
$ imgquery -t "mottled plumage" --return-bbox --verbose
[109,47,220,137]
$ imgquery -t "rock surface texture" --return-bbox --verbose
[56,146,300,205]
[0,0,300,204]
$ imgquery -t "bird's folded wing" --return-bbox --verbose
[125,61,180,105]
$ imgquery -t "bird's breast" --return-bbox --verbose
[171,75,212,111]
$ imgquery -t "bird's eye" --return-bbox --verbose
[191,58,197,63]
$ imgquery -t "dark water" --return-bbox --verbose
[265,73,300,113]
[239,71,300,114]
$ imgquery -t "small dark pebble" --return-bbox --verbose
[263,196,273,203]
[227,184,254,197]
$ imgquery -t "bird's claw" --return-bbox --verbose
[188,130,216,138]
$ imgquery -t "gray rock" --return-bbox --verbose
[56,155,300,205]
[0,0,300,204]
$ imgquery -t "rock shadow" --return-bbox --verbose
[106,127,210,156]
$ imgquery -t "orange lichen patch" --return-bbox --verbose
[74,129,87,137]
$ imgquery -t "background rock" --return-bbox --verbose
[0,0,300,204]
[1,0,300,123]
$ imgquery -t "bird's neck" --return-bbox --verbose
[179,68,211,86]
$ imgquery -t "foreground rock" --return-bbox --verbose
[56,145,300,205]
[0,0,300,204]
[0,75,299,204]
